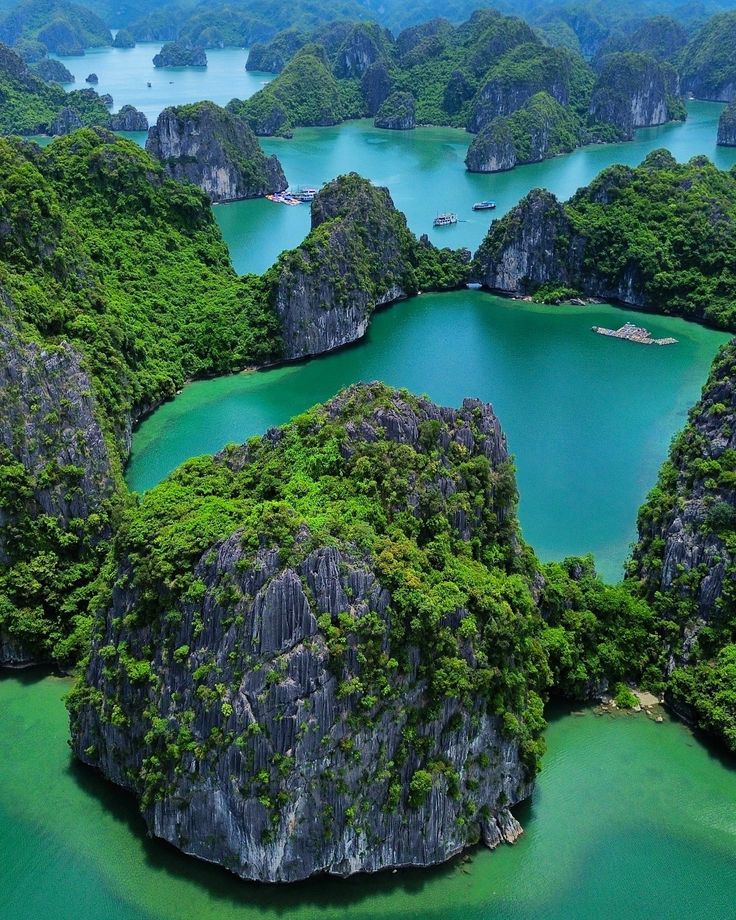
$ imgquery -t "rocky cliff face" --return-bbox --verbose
[50,105,82,135]
[153,42,207,67]
[466,119,517,172]
[632,340,736,654]
[472,150,736,327]
[0,293,117,666]
[473,188,578,291]
[268,173,468,360]
[32,58,73,83]
[717,101,736,145]
[465,92,579,173]
[374,91,415,130]
[332,23,391,79]
[146,102,287,202]
[680,12,736,102]
[246,30,306,73]
[467,46,575,134]
[589,53,681,140]
[109,105,148,131]
[69,383,544,883]
[361,60,392,116]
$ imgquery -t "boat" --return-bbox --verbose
[472,200,496,211]
[266,193,302,206]
[291,186,318,202]
[433,212,458,227]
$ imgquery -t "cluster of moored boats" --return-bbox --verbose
[433,200,496,227]
[266,186,319,205]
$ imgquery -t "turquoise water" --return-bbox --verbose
[52,43,272,124]
[127,292,729,582]
[2,672,735,920]
[217,101,736,273]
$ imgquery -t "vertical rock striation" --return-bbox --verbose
[268,173,469,360]
[146,102,287,202]
[69,383,545,883]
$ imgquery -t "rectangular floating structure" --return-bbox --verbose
[591,323,677,345]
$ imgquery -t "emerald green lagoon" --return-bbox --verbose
[128,292,729,582]
[9,52,736,919]
[2,672,735,920]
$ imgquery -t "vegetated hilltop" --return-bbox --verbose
[152,39,206,67]
[473,149,736,331]
[68,383,549,881]
[0,0,111,55]
[264,172,470,359]
[0,142,469,666]
[678,11,736,102]
[146,101,287,202]
[232,10,684,175]
[631,339,736,750]
[0,40,123,133]
[0,128,280,664]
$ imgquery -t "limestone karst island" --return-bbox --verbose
[1,0,736,916]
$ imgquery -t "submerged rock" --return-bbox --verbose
[145,101,287,202]
[69,382,544,883]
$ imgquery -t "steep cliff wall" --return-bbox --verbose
[69,383,546,882]
[0,129,281,666]
[472,150,736,331]
[465,91,580,173]
[589,53,683,141]
[267,173,469,359]
[633,340,736,646]
[630,341,736,749]
[0,293,117,665]
[680,12,736,102]
[717,100,736,146]
[146,102,287,202]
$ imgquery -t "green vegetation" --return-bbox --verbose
[467,91,581,171]
[74,382,551,782]
[0,0,111,55]
[229,46,353,136]
[539,556,662,699]
[0,128,280,662]
[631,339,736,750]
[0,41,110,134]
[374,90,415,129]
[152,41,206,68]
[679,12,736,101]
[566,152,736,330]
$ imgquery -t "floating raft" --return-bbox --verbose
[591,323,677,346]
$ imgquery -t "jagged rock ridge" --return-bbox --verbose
[69,382,545,883]
[146,102,286,202]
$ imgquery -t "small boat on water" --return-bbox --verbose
[472,200,496,211]
[433,212,458,227]
[291,186,318,201]
[266,193,302,206]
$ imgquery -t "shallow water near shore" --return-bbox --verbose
[2,671,735,920]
